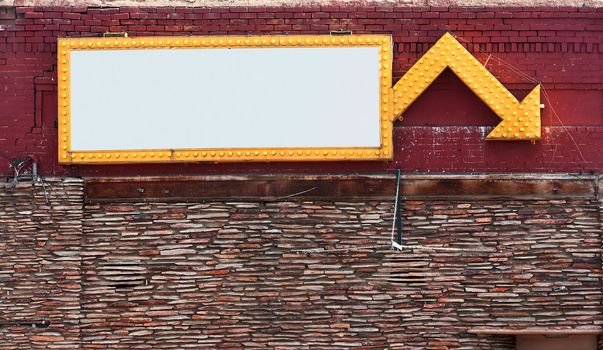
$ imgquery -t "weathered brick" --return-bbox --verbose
[0,6,601,176]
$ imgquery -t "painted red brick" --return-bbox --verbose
[0,5,601,176]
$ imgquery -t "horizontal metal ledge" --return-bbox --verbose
[468,327,603,335]
[84,173,599,203]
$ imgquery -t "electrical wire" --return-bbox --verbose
[453,32,588,170]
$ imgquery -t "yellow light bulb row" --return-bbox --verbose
[57,35,395,164]
[380,40,394,157]
[65,148,390,163]
[58,49,71,160]
[59,35,391,50]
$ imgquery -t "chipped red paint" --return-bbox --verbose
[0,5,601,176]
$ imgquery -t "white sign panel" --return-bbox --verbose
[58,35,393,163]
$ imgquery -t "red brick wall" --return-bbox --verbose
[0,5,601,176]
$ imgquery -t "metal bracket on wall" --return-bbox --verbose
[7,156,34,188]
[103,32,128,38]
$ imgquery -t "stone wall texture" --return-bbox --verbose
[0,178,83,349]
[1,178,601,349]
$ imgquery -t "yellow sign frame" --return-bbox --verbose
[57,33,542,164]
[57,34,394,164]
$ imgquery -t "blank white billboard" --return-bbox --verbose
[58,35,393,163]
[70,47,381,150]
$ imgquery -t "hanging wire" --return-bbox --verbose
[483,53,492,69]
[453,33,588,169]
[270,186,317,201]
[540,85,587,164]
[38,175,50,204]
[454,35,540,84]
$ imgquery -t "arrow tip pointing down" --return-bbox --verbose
[486,84,541,141]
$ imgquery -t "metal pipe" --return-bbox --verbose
[395,168,402,246]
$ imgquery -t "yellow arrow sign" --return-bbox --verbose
[392,33,541,141]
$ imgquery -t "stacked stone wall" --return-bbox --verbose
[0,178,83,349]
[79,198,601,349]
[1,178,600,348]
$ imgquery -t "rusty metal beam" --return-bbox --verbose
[84,174,598,203]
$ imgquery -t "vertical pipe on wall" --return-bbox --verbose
[395,168,402,246]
